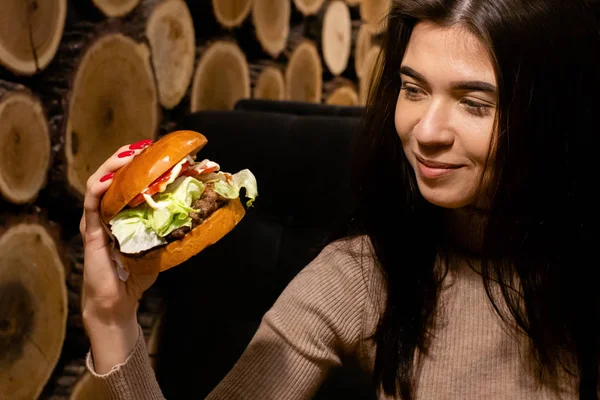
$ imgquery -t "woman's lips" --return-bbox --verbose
[415,154,463,179]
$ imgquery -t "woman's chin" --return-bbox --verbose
[418,184,472,209]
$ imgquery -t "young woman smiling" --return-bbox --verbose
[79,0,599,398]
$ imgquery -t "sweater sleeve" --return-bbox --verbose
[205,238,373,399]
[85,324,165,399]
[84,237,374,400]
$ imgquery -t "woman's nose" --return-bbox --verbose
[412,100,454,148]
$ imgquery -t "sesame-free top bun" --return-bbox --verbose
[100,130,208,225]
[117,197,246,274]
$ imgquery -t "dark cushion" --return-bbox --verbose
[153,106,375,399]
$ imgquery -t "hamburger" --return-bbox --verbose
[100,130,257,275]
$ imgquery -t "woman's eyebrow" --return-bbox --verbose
[400,65,428,84]
[450,81,497,94]
[400,65,497,94]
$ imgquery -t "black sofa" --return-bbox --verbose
[152,100,376,399]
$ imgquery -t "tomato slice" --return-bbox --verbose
[127,161,190,208]
[181,165,217,177]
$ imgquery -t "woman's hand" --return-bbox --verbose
[79,139,156,373]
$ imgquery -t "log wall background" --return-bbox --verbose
[0,0,387,398]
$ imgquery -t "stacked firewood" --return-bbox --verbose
[0,0,388,398]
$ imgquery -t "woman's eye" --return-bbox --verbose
[401,84,425,101]
[462,98,493,117]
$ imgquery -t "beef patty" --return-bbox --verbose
[166,183,227,241]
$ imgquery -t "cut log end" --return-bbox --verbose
[326,86,359,106]
[0,0,67,75]
[321,1,352,76]
[355,22,375,79]
[359,45,382,105]
[253,66,286,101]
[65,33,159,197]
[285,40,323,103]
[253,0,291,58]
[146,0,196,109]
[92,0,141,17]
[0,85,50,204]
[324,77,359,106]
[0,223,67,400]
[191,41,250,112]
[69,371,103,400]
[212,0,253,29]
[360,0,391,33]
[293,0,326,16]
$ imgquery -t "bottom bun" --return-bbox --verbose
[118,197,246,274]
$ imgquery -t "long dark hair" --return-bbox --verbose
[346,0,600,398]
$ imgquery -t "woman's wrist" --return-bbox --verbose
[83,313,140,375]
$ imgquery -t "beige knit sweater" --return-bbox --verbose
[86,236,578,399]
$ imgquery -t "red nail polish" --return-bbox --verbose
[100,172,114,182]
[118,150,135,158]
[129,139,153,150]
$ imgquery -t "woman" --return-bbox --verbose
[80,0,600,398]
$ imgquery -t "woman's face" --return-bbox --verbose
[395,21,498,209]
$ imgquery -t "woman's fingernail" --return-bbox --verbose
[118,150,135,158]
[100,172,115,182]
[129,139,153,150]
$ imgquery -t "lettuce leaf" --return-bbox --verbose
[211,169,258,207]
[233,169,258,207]
[108,169,258,254]
[109,176,205,253]
[148,176,205,236]
[108,205,166,254]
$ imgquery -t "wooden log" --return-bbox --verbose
[0,80,51,204]
[27,231,87,399]
[0,221,68,400]
[326,85,359,106]
[293,0,326,16]
[92,0,141,17]
[285,39,323,103]
[323,76,359,106]
[139,0,196,109]
[33,21,160,201]
[213,0,254,28]
[186,0,253,30]
[64,32,159,196]
[0,0,67,75]
[250,61,286,101]
[250,0,291,59]
[69,370,102,400]
[190,40,251,111]
[340,19,361,80]
[359,0,390,33]
[304,0,352,77]
[358,44,382,105]
[354,21,375,79]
